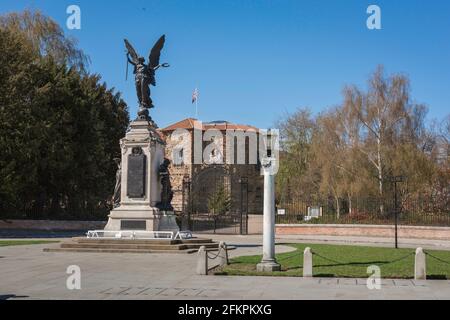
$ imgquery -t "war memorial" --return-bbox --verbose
[0,3,450,311]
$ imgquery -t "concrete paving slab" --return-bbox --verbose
[1,236,449,300]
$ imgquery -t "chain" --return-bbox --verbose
[311,251,415,267]
[207,249,222,260]
[277,251,300,262]
[311,251,344,265]
[377,252,415,266]
[424,251,450,266]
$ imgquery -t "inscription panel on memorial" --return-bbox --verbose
[121,220,146,230]
[127,147,146,198]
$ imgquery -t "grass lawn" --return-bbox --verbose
[215,243,450,279]
[0,240,59,247]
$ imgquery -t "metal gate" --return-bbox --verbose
[182,165,248,234]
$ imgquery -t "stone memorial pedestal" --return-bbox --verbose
[105,119,165,231]
[157,211,180,233]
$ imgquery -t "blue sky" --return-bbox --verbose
[1,0,449,129]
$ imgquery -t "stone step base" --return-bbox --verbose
[60,242,219,250]
[73,237,214,245]
[44,237,223,254]
[43,247,198,254]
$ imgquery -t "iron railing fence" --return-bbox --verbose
[275,197,450,227]
[181,169,250,235]
[185,212,248,234]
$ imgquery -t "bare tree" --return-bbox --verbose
[275,66,447,220]
[276,108,318,201]
[343,66,416,214]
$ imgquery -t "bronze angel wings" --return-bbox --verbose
[124,34,167,70]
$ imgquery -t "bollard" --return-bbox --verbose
[303,247,313,278]
[415,247,426,280]
[218,241,229,267]
[196,245,208,275]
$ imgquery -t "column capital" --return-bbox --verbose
[261,157,277,175]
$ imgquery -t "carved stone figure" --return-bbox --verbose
[112,158,121,208]
[157,158,174,211]
[124,35,169,120]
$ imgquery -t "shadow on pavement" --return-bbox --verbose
[231,244,261,248]
[0,294,30,300]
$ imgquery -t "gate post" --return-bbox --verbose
[182,176,192,231]
[239,177,248,235]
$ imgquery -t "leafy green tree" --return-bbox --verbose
[0,10,89,71]
[207,185,231,215]
[0,12,129,220]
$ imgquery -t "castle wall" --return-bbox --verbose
[162,127,263,214]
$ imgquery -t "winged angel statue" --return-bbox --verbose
[124,35,169,120]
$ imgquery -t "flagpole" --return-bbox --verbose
[195,95,198,119]
[194,86,198,119]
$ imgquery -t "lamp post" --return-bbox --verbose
[389,175,405,249]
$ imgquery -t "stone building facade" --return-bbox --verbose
[158,118,264,215]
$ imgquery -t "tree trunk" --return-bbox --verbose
[335,196,340,219]
[348,194,352,215]
[377,136,384,215]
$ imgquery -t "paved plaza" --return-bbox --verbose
[1,235,450,300]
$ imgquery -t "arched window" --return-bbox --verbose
[174,148,184,166]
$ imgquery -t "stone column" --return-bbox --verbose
[257,158,281,272]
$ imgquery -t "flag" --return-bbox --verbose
[192,88,199,104]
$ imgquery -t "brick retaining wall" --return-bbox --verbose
[248,214,263,234]
[276,224,450,240]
